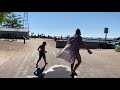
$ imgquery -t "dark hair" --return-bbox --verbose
[43,42,46,45]
[76,29,80,35]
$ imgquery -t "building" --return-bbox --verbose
[0,28,29,39]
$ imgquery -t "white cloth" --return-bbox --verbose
[56,35,82,64]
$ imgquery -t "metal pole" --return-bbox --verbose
[23,12,29,39]
[105,33,107,43]
[105,33,107,48]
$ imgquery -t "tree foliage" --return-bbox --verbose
[1,13,23,28]
[0,12,11,25]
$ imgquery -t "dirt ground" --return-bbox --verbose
[0,38,120,78]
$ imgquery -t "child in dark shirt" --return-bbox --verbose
[36,42,48,68]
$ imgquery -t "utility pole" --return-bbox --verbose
[104,28,108,48]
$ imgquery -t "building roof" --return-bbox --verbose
[0,28,29,32]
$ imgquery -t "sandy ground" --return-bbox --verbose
[0,38,120,78]
[0,39,25,65]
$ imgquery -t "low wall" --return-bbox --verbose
[0,31,29,39]
[56,40,67,48]
[56,40,115,49]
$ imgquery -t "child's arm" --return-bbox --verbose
[38,46,41,51]
[44,47,47,53]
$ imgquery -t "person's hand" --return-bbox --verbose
[88,49,93,54]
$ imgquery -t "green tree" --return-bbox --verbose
[0,12,11,26]
[2,13,23,28]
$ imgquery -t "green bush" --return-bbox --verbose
[115,45,120,49]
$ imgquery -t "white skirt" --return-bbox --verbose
[56,44,78,64]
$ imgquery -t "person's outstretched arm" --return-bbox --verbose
[44,51,47,53]
[81,41,93,54]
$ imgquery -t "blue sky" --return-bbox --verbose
[16,12,120,38]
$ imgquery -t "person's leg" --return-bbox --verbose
[36,54,42,67]
[70,61,75,78]
[71,62,75,73]
[43,53,48,65]
[73,53,82,75]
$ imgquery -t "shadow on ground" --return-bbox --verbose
[43,65,80,78]
[31,65,79,78]
[33,64,46,78]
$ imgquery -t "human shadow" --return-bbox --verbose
[43,65,79,78]
[33,64,47,78]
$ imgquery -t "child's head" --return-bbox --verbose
[43,42,47,45]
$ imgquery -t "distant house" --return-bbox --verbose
[0,28,29,39]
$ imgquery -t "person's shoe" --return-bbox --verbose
[73,72,78,76]
[36,64,38,68]
[71,71,78,76]
[70,73,74,78]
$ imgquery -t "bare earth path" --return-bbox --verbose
[0,38,120,78]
